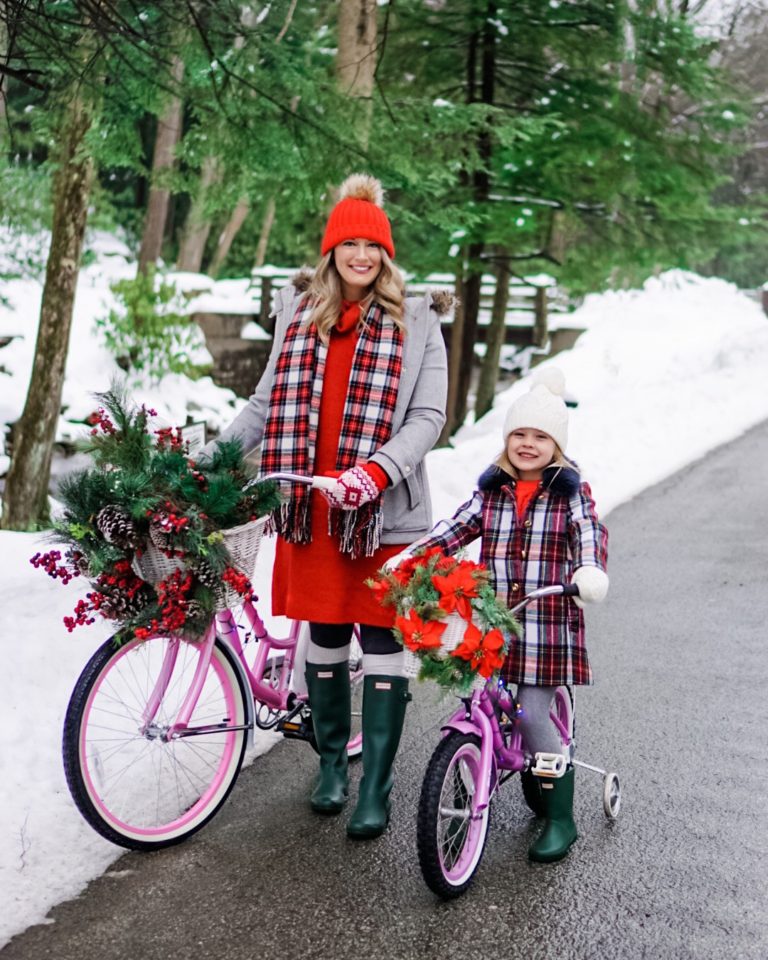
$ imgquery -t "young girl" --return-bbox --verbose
[393,367,608,862]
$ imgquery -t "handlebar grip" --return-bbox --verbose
[311,476,338,491]
[561,583,580,597]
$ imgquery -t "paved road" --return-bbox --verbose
[5,421,768,960]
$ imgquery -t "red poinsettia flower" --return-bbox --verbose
[367,576,393,606]
[432,565,480,621]
[391,555,421,585]
[395,609,447,652]
[452,625,506,678]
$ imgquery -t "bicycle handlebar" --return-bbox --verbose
[510,582,580,614]
[250,472,337,491]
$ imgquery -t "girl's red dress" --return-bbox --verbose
[271,301,404,626]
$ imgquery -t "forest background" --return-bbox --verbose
[1,0,767,531]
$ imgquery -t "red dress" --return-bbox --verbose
[271,302,404,626]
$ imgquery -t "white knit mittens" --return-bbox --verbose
[320,466,381,511]
[571,566,610,609]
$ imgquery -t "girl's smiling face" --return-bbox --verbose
[506,428,556,480]
[333,239,383,300]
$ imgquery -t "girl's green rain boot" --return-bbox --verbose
[528,765,578,863]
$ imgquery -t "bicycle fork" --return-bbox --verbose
[140,618,255,745]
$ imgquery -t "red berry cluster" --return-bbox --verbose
[151,505,190,534]
[155,426,187,453]
[222,566,255,602]
[64,598,96,632]
[133,569,196,640]
[30,550,79,585]
[143,405,158,418]
[87,408,116,436]
[62,561,148,633]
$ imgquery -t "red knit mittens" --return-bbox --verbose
[320,465,383,511]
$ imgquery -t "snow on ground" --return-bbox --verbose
[1,252,767,946]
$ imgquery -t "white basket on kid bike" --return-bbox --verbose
[402,612,488,691]
[133,514,270,609]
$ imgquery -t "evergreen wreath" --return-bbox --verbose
[367,547,522,694]
[31,387,281,642]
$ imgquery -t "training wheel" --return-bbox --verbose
[602,772,621,820]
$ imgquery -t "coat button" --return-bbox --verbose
[524,519,532,528]
[404,465,411,474]
[511,583,520,592]
[521,550,526,559]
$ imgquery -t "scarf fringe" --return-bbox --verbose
[271,497,312,545]
[328,501,384,560]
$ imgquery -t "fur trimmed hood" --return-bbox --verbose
[478,462,581,498]
[288,267,456,316]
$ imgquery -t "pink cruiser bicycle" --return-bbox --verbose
[416,584,621,899]
[62,473,363,852]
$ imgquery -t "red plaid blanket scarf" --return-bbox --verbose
[260,297,403,558]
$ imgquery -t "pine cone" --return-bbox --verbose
[149,514,175,551]
[66,549,91,578]
[184,600,207,621]
[192,561,219,588]
[96,505,139,549]
[100,586,150,621]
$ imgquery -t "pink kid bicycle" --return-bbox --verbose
[416,584,621,899]
[62,473,362,851]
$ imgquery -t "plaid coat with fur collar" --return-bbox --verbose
[416,463,608,686]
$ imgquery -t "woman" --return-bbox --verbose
[206,174,449,838]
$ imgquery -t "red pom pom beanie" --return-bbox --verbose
[321,173,395,258]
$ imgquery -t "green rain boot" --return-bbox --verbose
[528,766,578,863]
[346,675,411,840]
[305,662,351,815]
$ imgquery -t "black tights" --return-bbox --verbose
[309,622,401,656]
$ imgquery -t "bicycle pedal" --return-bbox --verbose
[277,717,314,743]
[531,752,568,778]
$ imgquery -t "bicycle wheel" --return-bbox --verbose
[63,633,249,851]
[417,733,491,899]
[520,686,574,816]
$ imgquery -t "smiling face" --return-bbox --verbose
[506,428,557,480]
[333,239,383,300]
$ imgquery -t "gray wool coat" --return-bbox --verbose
[208,273,450,544]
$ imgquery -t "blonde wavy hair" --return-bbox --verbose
[495,441,576,480]
[304,249,405,342]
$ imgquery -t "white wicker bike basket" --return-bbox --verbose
[220,515,269,607]
[131,545,184,584]
[132,514,270,609]
[402,611,487,691]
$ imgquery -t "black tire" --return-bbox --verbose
[63,633,249,851]
[417,733,491,899]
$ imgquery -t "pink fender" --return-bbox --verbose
[440,708,495,811]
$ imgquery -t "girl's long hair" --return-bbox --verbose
[495,441,576,480]
[305,249,405,342]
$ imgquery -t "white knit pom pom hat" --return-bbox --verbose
[502,367,569,451]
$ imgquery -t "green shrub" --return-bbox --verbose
[96,267,211,381]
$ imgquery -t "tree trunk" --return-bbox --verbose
[533,286,548,349]
[137,54,184,276]
[253,195,277,268]
[437,271,466,446]
[452,1,495,432]
[0,4,7,132]
[208,197,250,278]
[336,0,377,149]
[475,249,510,420]
[1,95,95,529]
[454,250,484,428]
[176,154,221,273]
